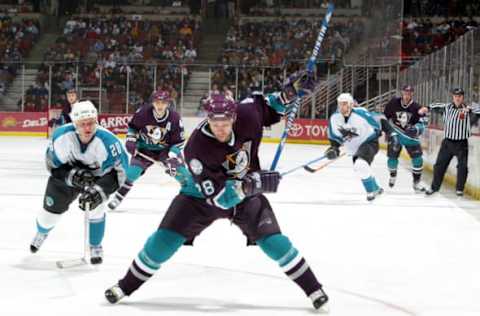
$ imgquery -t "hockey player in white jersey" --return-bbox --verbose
[326,93,384,201]
[29,101,129,264]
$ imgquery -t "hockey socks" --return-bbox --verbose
[258,234,324,297]
[118,229,185,295]
[354,159,380,194]
[411,156,423,183]
[89,214,105,246]
[36,209,62,233]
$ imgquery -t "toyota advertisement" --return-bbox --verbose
[287,118,329,141]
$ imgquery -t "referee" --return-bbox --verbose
[426,88,480,196]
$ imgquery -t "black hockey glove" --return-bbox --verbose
[325,146,340,160]
[242,171,281,197]
[163,156,183,177]
[79,185,106,211]
[69,168,95,189]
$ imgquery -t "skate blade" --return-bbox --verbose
[56,257,89,269]
[315,303,330,314]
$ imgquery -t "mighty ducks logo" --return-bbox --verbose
[143,125,169,144]
[395,111,412,128]
[222,141,252,178]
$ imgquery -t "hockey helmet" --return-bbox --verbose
[204,94,237,121]
[151,89,171,102]
[70,100,98,122]
[337,93,354,106]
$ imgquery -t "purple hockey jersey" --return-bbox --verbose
[184,94,282,209]
[128,106,185,155]
[384,96,425,131]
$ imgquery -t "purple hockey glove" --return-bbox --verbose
[125,135,137,155]
[242,170,281,196]
[281,70,315,103]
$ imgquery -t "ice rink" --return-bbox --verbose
[1,136,480,316]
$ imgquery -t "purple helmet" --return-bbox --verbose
[204,94,237,120]
[151,89,171,102]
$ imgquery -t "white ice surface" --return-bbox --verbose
[1,137,480,316]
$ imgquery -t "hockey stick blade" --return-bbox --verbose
[56,257,89,269]
[303,153,345,173]
[303,165,317,173]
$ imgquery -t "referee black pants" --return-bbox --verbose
[431,139,469,192]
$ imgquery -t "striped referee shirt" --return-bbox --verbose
[443,103,471,140]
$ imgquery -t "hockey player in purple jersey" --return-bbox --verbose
[107,89,185,211]
[384,85,429,191]
[104,72,329,312]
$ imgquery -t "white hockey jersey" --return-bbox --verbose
[328,107,381,155]
[46,123,129,185]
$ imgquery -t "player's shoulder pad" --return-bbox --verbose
[352,107,369,115]
[167,109,182,123]
[52,123,76,141]
[95,126,122,147]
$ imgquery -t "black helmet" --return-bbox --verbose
[452,88,464,95]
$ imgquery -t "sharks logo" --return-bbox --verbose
[222,141,252,178]
[395,111,412,128]
[338,124,359,141]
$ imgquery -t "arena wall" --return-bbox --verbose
[1,111,478,198]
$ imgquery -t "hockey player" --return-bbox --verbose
[30,101,129,264]
[107,89,185,211]
[326,93,384,201]
[384,85,429,192]
[104,72,329,311]
[48,88,78,127]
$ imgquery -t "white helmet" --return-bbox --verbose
[70,100,98,122]
[337,93,354,106]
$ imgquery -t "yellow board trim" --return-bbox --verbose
[0,132,47,137]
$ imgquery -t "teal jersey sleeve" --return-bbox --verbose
[96,129,129,173]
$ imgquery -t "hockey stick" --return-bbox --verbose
[304,152,345,173]
[280,154,328,177]
[56,201,90,269]
[136,151,166,168]
[270,3,334,171]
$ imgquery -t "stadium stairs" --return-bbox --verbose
[0,28,59,111]
[181,19,230,117]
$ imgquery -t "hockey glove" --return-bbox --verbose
[404,125,419,138]
[79,185,106,211]
[388,132,401,152]
[68,168,95,189]
[125,136,137,155]
[242,171,281,197]
[281,70,314,104]
[325,146,340,160]
[163,156,183,177]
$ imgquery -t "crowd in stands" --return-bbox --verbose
[209,17,361,100]
[24,16,199,112]
[0,16,40,97]
[250,0,354,11]
[401,18,478,62]
[405,0,480,17]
